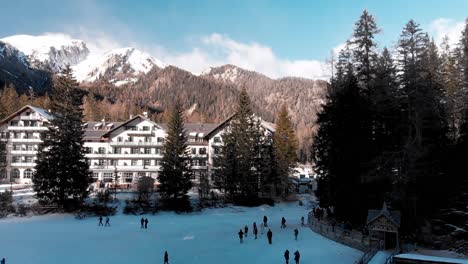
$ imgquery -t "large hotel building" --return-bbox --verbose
[0,105,275,186]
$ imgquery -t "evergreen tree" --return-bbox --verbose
[351,10,381,91]
[0,84,19,120]
[33,66,90,207]
[158,102,193,210]
[273,105,298,197]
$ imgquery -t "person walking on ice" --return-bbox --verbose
[281,217,287,228]
[260,222,265,234]
[294,250,300,264]
[244,225,248,237]
[301,216,305,227]
[1,257,5,264]
[105,217,110,227]
[253,222,258,239]
[238,229,244,243]
[284,250,290,264]
[294,228,299,241]
[164,251,169,264]
[140,217,144,228]
[144,218,148,229]
[263,215,268,227]
[98,216,103,226]
[267,229,273,244]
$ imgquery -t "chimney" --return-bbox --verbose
[143,112,148,118]
[129,114,133,119]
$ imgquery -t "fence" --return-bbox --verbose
[307,211,370,252]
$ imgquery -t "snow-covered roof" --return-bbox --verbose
[366,202,401,227]
[29,106,54,120]
[394,253,468,264]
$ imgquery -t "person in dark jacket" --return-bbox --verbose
[144,218,148,229]
[284,250,290,264]
[301,216,305,226]
[267,229,273,244]
[281,217,287,228]
[294,250,300,264]
[1,257,5,264]
[244,225,249,237]
[238,229,244,243]
[253,222,258,239]
[140,217,144,228]
[164,251,169,264]
[98,216,103,226]
[263,215,268,227]
[294,228,299,241]
[105,217,110,227]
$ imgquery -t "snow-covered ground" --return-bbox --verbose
[0,197,362,264]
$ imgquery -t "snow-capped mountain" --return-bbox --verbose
[73,47,165,86]
[1,34,89,72]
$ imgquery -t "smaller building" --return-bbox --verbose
[366,202,401,250]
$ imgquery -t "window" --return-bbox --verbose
[109,160,117,166]
[131,148,139,154]
[27,145,36,151]
[92,173,99,179]
[144,148,151,154]
[142,126,150,131]
[131,160,138,166]
[24,169,33,178]
[85,147,92,153]
[113,147,121,154]
[157,137,164,143]
[214,147,220,155]
[13,145,21,151]
[12,169,20,179]
[199,148,206,155]
[138,172,146,177]
[98,159,105,166]
[131,126,138,131]
[192,160,199,166]
[98,147,106,154]
[10,120,18,126]
[12,156,21,163]
[103,173,113,178]
[25,156,34,163]
[155,148,161,154]
[144,137,152,142]
[117,137,123,142]
[124,172,133,178]
[155,160,161,166]
[199,160,206,166]
[128,136,134,142]
[25,132,33,139]
[214,137,221,143]
[0,169,6,179]
[144,159,151,166]
[191,148,197,154]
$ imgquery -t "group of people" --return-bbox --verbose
[284,249,301,264]
[237,215,303,263]
[140,217,149,229]
[97,216,111,227]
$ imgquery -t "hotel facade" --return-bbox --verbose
[0,105,275,186]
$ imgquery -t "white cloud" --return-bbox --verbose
[160,33,330,80]
[429,18,464,47]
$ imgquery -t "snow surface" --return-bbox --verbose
[369,250,393,264]
[0,200,362,264]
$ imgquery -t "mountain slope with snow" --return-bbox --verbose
[73,47,165,86]
[1,34,89,72]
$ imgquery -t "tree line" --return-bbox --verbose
[313,10,468,242]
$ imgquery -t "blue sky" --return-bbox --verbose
[1,0,467,79]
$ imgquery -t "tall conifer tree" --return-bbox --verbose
[33,66,90,206]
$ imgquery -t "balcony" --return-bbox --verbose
[86,153,163,158]
[11,162,36,167]
[19,116,41,120]
[10,138,42,143]
[8,126,48,131]
[11,150,38,155]
[109,141,162,146]
[89,165,161,171]
[191,165,208,170]
[126,129,154,135]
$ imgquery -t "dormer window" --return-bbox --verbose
[94,123,102,130]
[106,123,114,130]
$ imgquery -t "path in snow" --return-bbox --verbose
[0,201,362,264]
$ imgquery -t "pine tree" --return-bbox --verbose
[33,66,90,207]
[351,10,381,91]
[273,105,298,197]
[0,84,20,120]
[158,102,193,211]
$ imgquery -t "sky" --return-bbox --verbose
[0,0,467,79]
